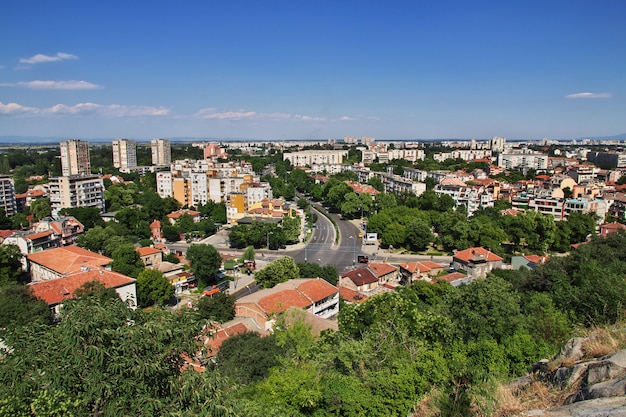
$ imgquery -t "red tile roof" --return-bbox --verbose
[257,289,311,314]
[297,279,338,302]
[205,323,249,356]
[524,254,547,264]
[30,268,135,306]
[367,262,397,277]
[26,246,112,275]
[341,268,378,286]
[339,286,369,303]
[453,247,503,263]
[167,210,200,219]
[136,247,161,256]
[26,230,54,241]
[434,272,467,284]
[0,230,18,238]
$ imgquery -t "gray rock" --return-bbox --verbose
[553,362,593,388]
[577,375,626,402]
[586,351,626,386]
[533,396,626,416]
[551,337,587,365]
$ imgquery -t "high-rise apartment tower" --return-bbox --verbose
[60,139,91,176]
[112,139,137,169]
[151,139,171,166]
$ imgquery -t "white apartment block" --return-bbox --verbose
[60,139,91,176]
[49,175,105,215]
[498,150,549,170]
[403,168,428,182]
[0,175,17,216]
[151,139,171,166]
[112,139,137,169]
[434,184,494,216]
[246,183,273,207]
[433,149,492,163]
[283,150,348,167]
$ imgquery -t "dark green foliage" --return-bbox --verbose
[196,291,235,323]
[58,206,104,230]
[185,244,222,288]
[215,332,281,384]
[0,284,52,341]
[136,269,174,307]
[254,257,299,288]
[110,244,144,278]
[296,262,338,285]
[163,252,180,263]
[0,244,23,285]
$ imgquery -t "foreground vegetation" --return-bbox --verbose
[1,232,625,416]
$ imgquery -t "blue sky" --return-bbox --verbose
[1,0,625,141]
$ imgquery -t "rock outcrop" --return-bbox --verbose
[513,333,626,416]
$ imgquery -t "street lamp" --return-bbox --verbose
[266,231,273,252]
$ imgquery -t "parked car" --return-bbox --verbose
[357,255,369,263]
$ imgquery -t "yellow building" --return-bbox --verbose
[172,177,192,207]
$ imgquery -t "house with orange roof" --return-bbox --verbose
[600,222,626,237]
[150,220,162,240]
[339,286,369,304]
[235,278,339,330]
[167,209,201,224]
[398,261,445,284]
[136,246,163,268]
[29,266,136,316]
[32,216,84,246]
[14,188,47,212]
[26,245,112,282]
[452,247,503,279]
[433,271,471,287]
[367,262,399,285]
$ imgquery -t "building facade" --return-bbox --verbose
[0,175,17,216]
[49,174,105,214]
[151,138,171,166]
[112,139,137,169]
[60,139,91,176]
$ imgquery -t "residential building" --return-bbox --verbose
[167,209,201,224]
[397,261,445,284]
[136,246,163,268]
[14,188,46,212]
[599,222,626,237]
[26,245,112,282]
[283,150,348,167]
[31,216,84,246]
[367,262,399,285]
[112,139,137,169]
[30,267,136,316]
[49,174,105,214]
[498,149,549,171]
[235,278,339,331]
[452,247,503,279]
[60,139,91,176]
[433,179,494,216]
[587,151,626,169]
[203,143,228,160]
[340,267,379,292]
[0,175,17,216]
[151,138,171,165]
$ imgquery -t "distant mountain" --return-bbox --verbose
[576,134,626,141]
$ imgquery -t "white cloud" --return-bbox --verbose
[194,107,326,122]
[566,92,612,99]
[0,102,39,115]
[0,80,102,90]
[339,116,357,121]
[19,52,78,65]
[0,101,170,117]
[195,108,257,120]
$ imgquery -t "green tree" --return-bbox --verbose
[29,198,52,221]
[381,222,406,249]
[254,256,299,288]
[297,262,338,285]
[239,246,256,263]
[215,332,281,385]
[0,284,52,341]
[110,244,144,278]
[196,291,235,323]
[162,224,182,242]
[185,244,222,288]
[367,176,384,192]
[58,207,104,230]
[0,244,23,285]
[404,219,434,251]
[136,269,174,307]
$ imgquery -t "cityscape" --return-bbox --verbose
[2,0,626,415]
